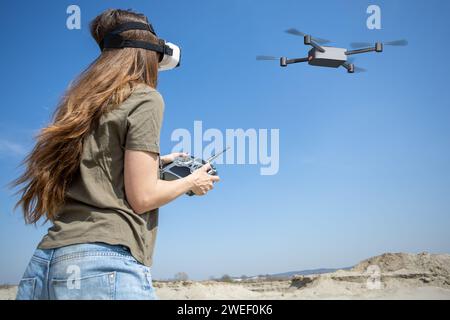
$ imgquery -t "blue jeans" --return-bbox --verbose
[16,242,158,300]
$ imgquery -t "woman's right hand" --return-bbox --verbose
[188,163,220,196]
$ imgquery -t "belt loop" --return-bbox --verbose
[45,248,56,299]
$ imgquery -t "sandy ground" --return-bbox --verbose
[0,287,16,300]
[153,280,450,300]
[2,282,450,300]
[2,252,450,300]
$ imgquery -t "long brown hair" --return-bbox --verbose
[11,9,160,224]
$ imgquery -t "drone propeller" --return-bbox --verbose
[345,58,367,73]
[350,39,408,48]
[384,39,409,46]
[285,28,330,44]
[256,55,279,61]
[350,42,372,49]
[353,66,367,73]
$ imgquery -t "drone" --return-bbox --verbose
[257,28,408,73]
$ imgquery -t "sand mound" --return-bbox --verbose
[352,252,450,276]
[290,252,450,295]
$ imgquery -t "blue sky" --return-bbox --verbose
[1,0,450,283]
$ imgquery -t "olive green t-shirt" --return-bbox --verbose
[38,84,164,267]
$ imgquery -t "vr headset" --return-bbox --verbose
[99,21,181,71]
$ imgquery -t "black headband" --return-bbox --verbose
[99,22,173,58]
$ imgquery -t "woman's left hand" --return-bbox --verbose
[160,152,189,165]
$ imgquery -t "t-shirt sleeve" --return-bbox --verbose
[125,91,164,154]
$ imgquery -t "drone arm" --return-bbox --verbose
[280,57,309,67]
[288,57,310,64]
[342,62,354,73]
[309,41,325,53]
[304,35,325,53]
[345,47,375,55]
[346,43,383,56]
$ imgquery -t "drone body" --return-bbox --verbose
[307,46,348,68]
[257,29,406,73]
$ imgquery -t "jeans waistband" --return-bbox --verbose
[33,242,131,262]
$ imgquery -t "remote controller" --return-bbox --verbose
[160,147,229,196]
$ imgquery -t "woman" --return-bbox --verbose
[12,9,219,300]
